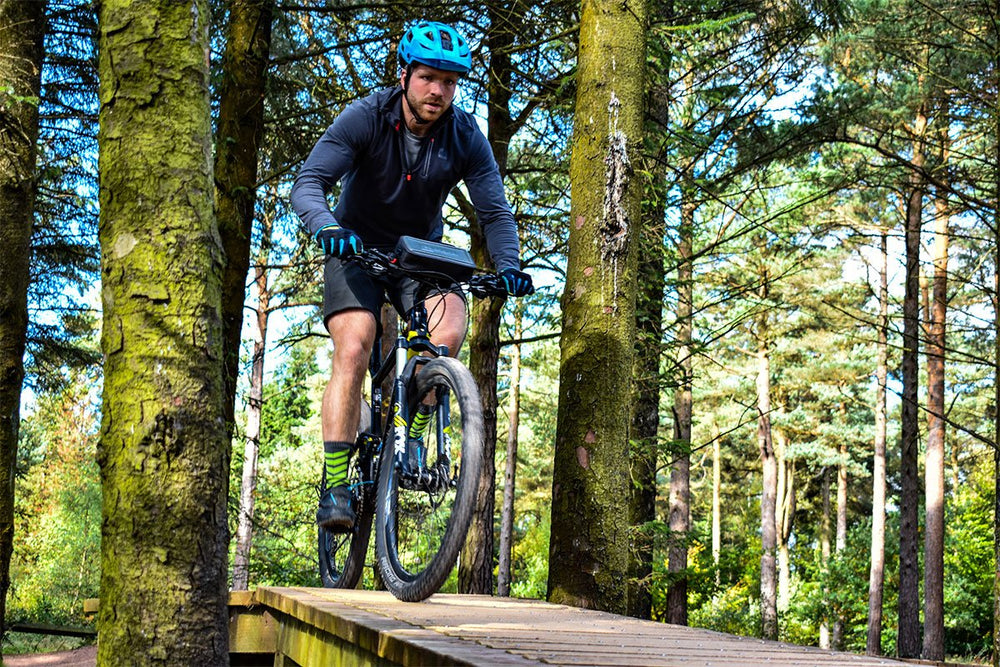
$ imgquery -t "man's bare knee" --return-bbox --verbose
[327,309,377,369]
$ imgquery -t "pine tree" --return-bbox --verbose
[0,0,47,646]
[548,0,648,613]
[96,0,229,660]
[215,0,273,433]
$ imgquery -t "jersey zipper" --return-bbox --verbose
[396,121,438,182]
[421,138,435,179]
[395,121,413,182]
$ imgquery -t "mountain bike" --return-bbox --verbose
[317,236,507,602]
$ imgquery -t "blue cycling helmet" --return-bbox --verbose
[399,21,472,74]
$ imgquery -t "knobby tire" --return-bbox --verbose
[374,357,483,601]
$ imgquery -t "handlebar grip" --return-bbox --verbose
[468,274,508,299]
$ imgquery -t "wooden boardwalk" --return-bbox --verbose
[236,587,917,666]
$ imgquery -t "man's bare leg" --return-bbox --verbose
[317,308,376,529]
[425,291,467,358]
[323,308,377,441]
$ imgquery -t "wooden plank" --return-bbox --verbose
[228,605,277,655]
[256,587,539,666]
[7,622,96,639]
[252,588,923,667]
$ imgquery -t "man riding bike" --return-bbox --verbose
[291,20,533,531]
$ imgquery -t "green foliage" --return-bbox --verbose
[508,509,551,600]
[229,340,325,587]
[942,464,994,661]
[496,335,559,599]
[10,371,100,628]
[689,580,762,638]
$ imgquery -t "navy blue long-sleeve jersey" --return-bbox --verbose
[291,86,521,272]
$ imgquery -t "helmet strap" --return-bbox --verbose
[401,65,432,126]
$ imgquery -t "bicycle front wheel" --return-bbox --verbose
[375,357,483,601]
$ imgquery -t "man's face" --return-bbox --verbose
[401,63,459,129]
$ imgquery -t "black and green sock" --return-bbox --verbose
[408,404,434,441]
[323,440,353,488]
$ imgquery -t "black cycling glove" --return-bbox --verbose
[501,268,534,297]
[315,224,363,257]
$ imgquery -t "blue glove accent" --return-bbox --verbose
[315,224,362,257]
[500,268,534,297]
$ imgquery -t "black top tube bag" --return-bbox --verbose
[393,236,477,284]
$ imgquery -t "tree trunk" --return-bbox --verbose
[232,254,271,591]
[820,467,831,649]
[215,0,272,432]
[0,0,46,646]
[897,111,926,660]
[548,0,647,614]
[832,434,848,650]
[666,192,693,626]
[460,241,501,594]
[497,305,523,597]
[993,43,1000,667]
[867,229,889,657]
[459,0,518,594]
[922,179,950,664]
[994,38,1000,667]
[96,1,230,662]
[627,160,667,620]
[754,267,778,640]
[712,430,721,585]
[775,427,794,613]
[628,0,672,621]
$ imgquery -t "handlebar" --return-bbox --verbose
[345,249,508,299]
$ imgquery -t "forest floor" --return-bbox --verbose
[2,645,96,666]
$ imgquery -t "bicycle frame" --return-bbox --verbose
[362,298,453,490]
[319,239,508,595]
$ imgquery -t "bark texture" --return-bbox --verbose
[711,433,721,581]
[232,246,271,591]
[665,192,692,626]
[0,0,46,645]
[627,166,667,620]
[215,0,272,430]
[866,230,889,656]
[922,188,949,662]
[832,435,848,649]
[460,255,502,594]
[775,427,794,613]
[548,0,647,614]
[97,1,229,662]
[993,54,1000,667]
[756,304,778,641]
[497,305,523,597]
[458,0,518,593]
[819,467,831,649]
[897,115,926,660]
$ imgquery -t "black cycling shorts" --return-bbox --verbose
[322,257,461,333]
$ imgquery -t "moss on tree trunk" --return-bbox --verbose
[548,0,647,614]
[0,0,46,647]
[97,0,229,662]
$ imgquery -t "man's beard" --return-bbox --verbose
[405,89,442,126]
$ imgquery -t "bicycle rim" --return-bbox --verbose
[375,357,483,601]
